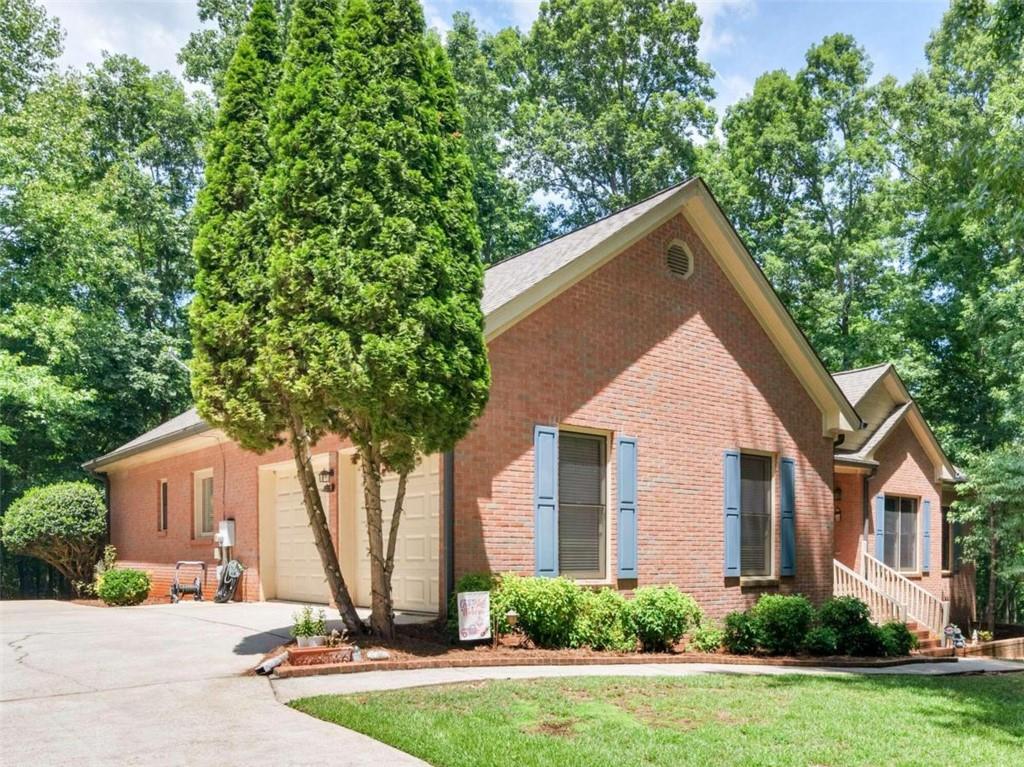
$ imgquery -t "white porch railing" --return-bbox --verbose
[861,553,950,639]
[833,559,905,625]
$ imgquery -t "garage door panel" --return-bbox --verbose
[274,463,331,604]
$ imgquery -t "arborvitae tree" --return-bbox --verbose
[265,0,489,637]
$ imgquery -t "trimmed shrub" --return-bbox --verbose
[447,572,497,641]
[1,482,106,593]
[750,594,814,655]
[627,585,702,651]
[575,588,634,651]
[803,626,839,656]
[493,575,584,648]
[879,621,918,657]
[688,623,724,653]
[846,622,886,657]
[723,611,758,654]
[96,568,151,606]
[816,596,873,654]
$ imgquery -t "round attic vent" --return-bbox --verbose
[667,241,693,278]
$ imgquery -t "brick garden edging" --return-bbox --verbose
[274,651,956,679]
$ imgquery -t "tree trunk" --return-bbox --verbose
[358,444,410,639]
[986,504,997,634]
[287,414,363,635]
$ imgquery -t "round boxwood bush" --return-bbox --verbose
[627,585,702,652]
[1,481,106,592]
[879,621,917,657]
[846,622,887,657]
[574,588,634,651]
[816,596,872,654]
[493,575,584,648]
[688,623,725,653]
[803,625,839,656]
[96,568,151,606]
[723,610,758,654]
[750,594,814,655]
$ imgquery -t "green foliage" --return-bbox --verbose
[749,594,814,655]
[722,611,758,655]
[627,585,702,652]
[0,0,63,111]
[802,626,839,656]
[845,622,886,657]
[96,568,151,606]
[444,12,549,262]
[688,623,724,654]
[878,621,917,657]
[951,445,1024,627]
[575,588,634,651]
[492,575,584,649]
[446,572,497,640]
[509,0,715,229]
[816,596,873,655]
[291,605,327,638]
[1,482,106,590]
[190,0,285,452]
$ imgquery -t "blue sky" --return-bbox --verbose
[40,0,949,117]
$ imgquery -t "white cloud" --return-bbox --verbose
[695,0,755,57]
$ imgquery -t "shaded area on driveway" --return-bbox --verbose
[0,600,429,766]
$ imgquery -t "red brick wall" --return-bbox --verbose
[106,435,348,603]
[454,213,836,618]
[867,419,950,602]
[833,472,864,567]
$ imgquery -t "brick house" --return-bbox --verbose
[84,178,972,634]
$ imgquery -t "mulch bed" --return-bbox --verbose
[265,621,956,679]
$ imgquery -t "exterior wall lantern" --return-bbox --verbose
[318,467,335,493]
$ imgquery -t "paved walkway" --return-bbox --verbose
[1,600,429,767]
[272,656,1023,701]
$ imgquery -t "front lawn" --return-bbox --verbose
[291,673,1024,766]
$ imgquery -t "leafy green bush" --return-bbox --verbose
[96,568,151,606]
[816,596,873,654]
[723,611,758,654]
[493,575,584,648]
[803,626,839,656]
[688,623,724,653]
[1,482,106,593]
[627,585,702,651]
[447,572,498,640]
[575,588,635,651]
[846,622,886,657]
[879,621,917,656]
[750,594,814,655]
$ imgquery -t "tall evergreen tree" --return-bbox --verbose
[264,0,488,637]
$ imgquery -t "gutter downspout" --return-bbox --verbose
[443,450,455,616]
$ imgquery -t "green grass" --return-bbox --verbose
[291,673,1024,766]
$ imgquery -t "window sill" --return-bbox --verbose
[941,570,953,577]
[156,531,168,538]
[740,576,780,588]
[569,577,614,587]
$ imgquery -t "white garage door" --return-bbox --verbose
[356,455,440,613]
[275,464,331,604]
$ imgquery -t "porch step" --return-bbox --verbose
[914,645,956,658]
[905,620,941,650]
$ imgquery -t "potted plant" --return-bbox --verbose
[291,605,316,647]
[308,608,328,647]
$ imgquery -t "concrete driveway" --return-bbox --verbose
[0,599,427,766]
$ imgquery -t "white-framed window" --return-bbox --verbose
[883,495,918,572]
[158,479,168,532]
[558,431,606,579]
[193,469,214,538]
[740,453,773,577]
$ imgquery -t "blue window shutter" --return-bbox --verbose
[922,499,931,573]
[874,494,886,560]
[780,457,796,576]
[723,450,741,577]
[534,425,558,577]
[616,436,638,579]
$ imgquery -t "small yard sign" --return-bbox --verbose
[457,591,491,641]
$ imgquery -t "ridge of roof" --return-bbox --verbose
[831,363,893,406]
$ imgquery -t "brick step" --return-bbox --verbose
[914,645,955,657]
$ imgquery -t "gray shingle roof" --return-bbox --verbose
[482,183,690,316]
[835,401,912,462]
[85,408,207,469]
[831,363,891,407]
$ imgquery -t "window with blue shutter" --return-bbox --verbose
[723,450,741,577]
[780,458,796,576]
[874,494,886,560]
[616,436,638,579]
[534,425,559,577]
[922,499,932,573]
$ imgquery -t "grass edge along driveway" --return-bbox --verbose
[290,673,1024,767]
